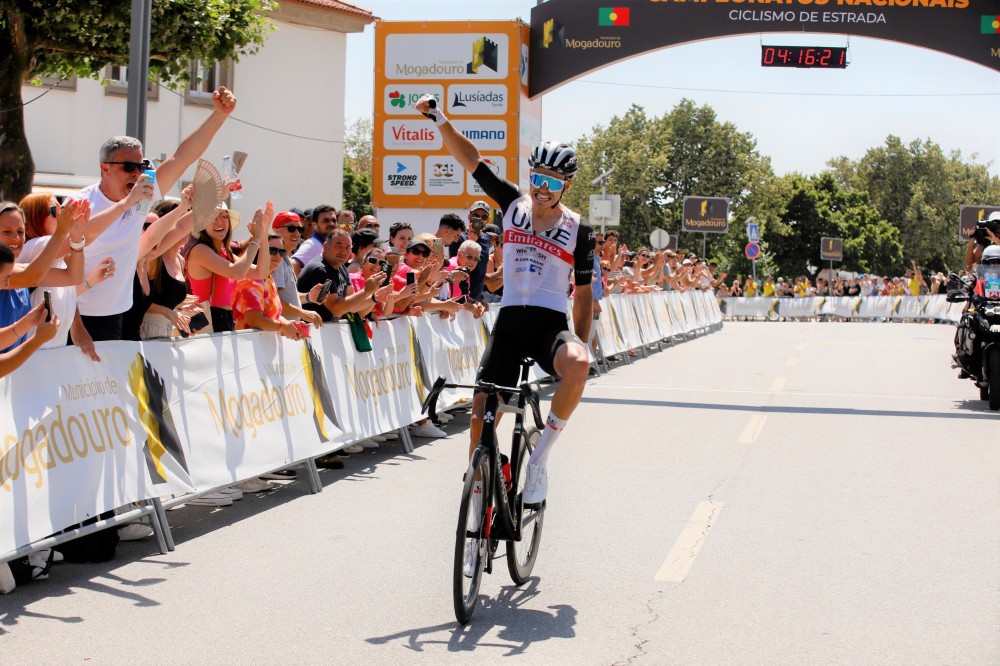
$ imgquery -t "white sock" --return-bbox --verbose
[469,480,483,530]
[528,411,567,466]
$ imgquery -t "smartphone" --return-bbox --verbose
[432,238,444,258]
[42,290,52,323]
[379,260,392,286]
[459,278,469,296]
[293,321,311,338]
[186,312,210,335]
[456,295,468,305]
[318,279,334,303]
[406,271,416,286]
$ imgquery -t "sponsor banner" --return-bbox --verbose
[409,311,488,409]
[385,32,509,80]
[424,155,464,195]
[383,84,443,115]
[135,333,335,492]
[682,196,730,234]
[383,155,422,195]
[529,0,1000,97]
[314,318,423,443]
[383,119,441,151]
[468,156,507,196]
[446,84,509,115]
[0,343,193,556]
[451,120,508,151]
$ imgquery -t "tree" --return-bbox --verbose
[344,116,372,183]
[828,136,1000,271]
[0,1,273,201]
[342,158,372,218]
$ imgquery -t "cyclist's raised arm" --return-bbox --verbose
[416,95,481,173]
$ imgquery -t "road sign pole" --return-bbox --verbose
[752,259,756,283]
[702,232,707,257]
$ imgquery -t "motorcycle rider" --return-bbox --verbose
[954,244,1000,378]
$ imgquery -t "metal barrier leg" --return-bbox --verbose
[399,426,414,454]
[148,498,174,552]
[301,458,322,494]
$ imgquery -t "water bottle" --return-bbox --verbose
[222,155,243,200]
[134,168,156,217]
[500,453,512,492]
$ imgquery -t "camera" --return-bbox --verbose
[974,218,999,245]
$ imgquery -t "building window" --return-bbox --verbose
[184,59,234,107]
[25,74,77,91]
[102,65,159,100]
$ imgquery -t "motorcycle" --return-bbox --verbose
[949,265,1000,410]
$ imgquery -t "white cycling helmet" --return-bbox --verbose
[528,141,578,178]
[982,245,1000,265]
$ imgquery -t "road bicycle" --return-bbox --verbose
[421,358,546,625]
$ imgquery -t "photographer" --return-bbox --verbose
[965,211,1000,269]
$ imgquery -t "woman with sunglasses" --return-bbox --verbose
[185,202,271,332]
[350,246,397,322]
[0,198,89,353]
[232,235,308,339]
[417,95,595,510]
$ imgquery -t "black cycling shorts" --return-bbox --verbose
[476,305,580,387]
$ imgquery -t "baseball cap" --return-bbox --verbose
[407,238,431,251]
[482,224,500,237]
[272,211,302,230]
[352,228,387,249]
[470,200,491,213]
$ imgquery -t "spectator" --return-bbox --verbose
[356,214,380,234]
[291,204,336,275]
[296,228,386,323]
[761,276,776,297]
[483,224,503,302]
[730,277,743,297]
[436,213,466,247]
[349,245,397,324]
[185,204,270,333]
[449,201,491,305]
[233,235,309,339]
[0,200,88,352]
[19,193,108,359]
[338,209,356,229]
[347,228,387,273]
[444,239,486,318]
[66,86,237,342]
[271,211,323,327]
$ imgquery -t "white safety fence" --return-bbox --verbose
[720,295,967,323]
[0,291,721,562]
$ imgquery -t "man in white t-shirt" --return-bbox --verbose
[65,87,237,341]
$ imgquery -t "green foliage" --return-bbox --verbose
[342,158,373,219]
[344,117,373,183]
[828,136,1000,272]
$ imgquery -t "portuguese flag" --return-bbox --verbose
[982,15,1000,33]
[599,7,630,26]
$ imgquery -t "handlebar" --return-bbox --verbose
[419,375,545,430]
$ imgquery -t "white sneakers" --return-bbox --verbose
[360,438,380,449]
[234,478,273,493]
[342,443,364,454]
[187,492,234,507]
[523,463,548,505]
[118,523,154,541]
[411,422,447,438]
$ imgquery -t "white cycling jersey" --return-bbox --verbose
[472,162,594,314]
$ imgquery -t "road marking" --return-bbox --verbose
[770,376,787,392]
[786,356,799,366]
[584,384,955,403]
[737,414,767,443]
[655,501,725,583]
[796,341,807,352]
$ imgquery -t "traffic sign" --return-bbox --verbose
[682,196,729,234]
[745,242,760,260]
[589,194,621,227]
[747,223,760,243]
[649,228,670,250]
[820,237,843,261]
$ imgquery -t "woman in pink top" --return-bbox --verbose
[349,246,397,322]
[185,203,270,332]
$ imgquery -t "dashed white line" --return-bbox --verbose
[737,414,767,444]
[770,376,787,392]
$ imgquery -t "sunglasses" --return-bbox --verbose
[365,256,383,265]
[470,213,490,221]
[282,225,304,234]
[408,247,431,257]
[268,247,287,256]
[104,158,153,173]
[596,240,605,245]
[49,205,59,217]
[529,172,567,192]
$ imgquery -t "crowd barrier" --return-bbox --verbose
[720,295,967,324]
[0,291,722,562]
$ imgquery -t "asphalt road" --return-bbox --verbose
[2,321,998,665]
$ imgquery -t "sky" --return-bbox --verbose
[343,0,1000,178]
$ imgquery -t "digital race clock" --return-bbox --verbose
[761,46,848,69]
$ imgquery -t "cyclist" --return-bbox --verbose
[416,95,595,509]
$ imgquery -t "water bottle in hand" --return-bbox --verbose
[135,169,156,217]
[222,155,243,200]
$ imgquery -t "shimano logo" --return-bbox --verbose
[461,129,506,141]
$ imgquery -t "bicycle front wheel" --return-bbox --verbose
[507,427,545,585]
[454,446,490,625]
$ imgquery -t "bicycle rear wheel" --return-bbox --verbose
[507,427,545,585]
[454,447,490,625]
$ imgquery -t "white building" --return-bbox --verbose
[23,0,374,222]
